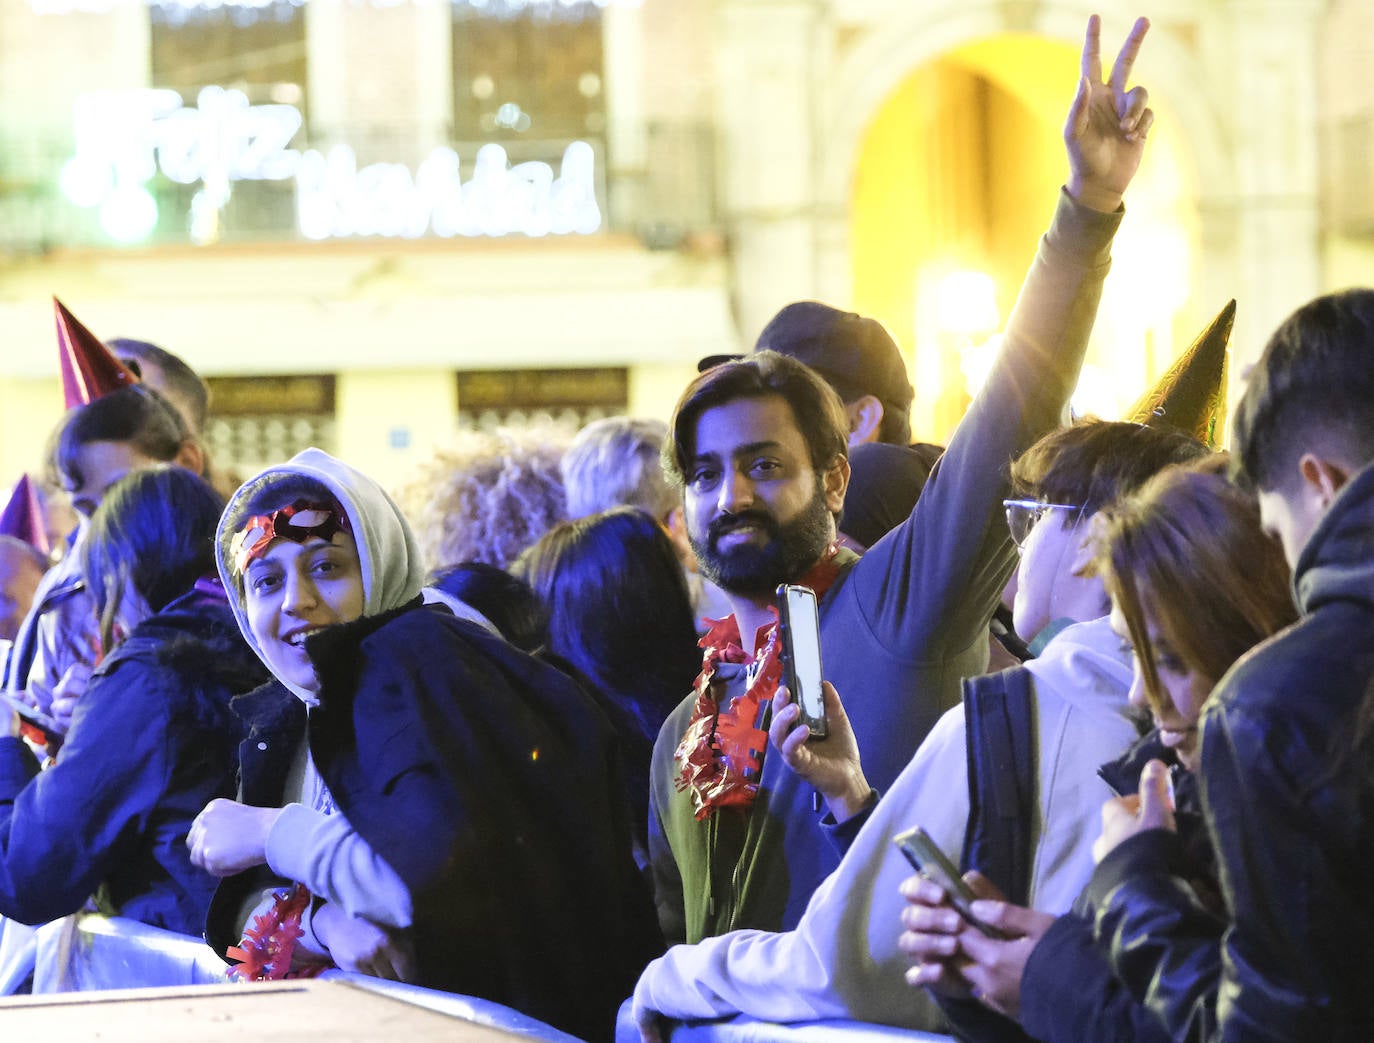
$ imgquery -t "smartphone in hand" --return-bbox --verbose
[893,825,1010,939]
[776,583,827,738]
[0,691,62,746]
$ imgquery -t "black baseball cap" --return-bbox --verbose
[698,301,914,416]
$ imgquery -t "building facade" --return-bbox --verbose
[0,0,1364,485]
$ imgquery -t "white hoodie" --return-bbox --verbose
[631,615,1135,1031]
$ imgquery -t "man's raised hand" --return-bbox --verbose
[1065,14,1153,213]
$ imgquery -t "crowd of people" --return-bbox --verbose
[0,12,1371,1043]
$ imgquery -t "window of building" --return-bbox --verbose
[146,4,308,243]
[456,366,626,432]
[204,374,336,477]
[451,2,606,148]
[150,4,308,112]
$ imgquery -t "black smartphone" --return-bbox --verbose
[776,583,827,738]
[0,691,61,745]
[893,825,1010,939]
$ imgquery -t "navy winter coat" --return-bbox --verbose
[0,589,266,933]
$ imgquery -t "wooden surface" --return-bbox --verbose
[0,979,529,1042]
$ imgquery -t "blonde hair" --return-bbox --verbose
[1095,455,1297,719]
[399,422,571,571]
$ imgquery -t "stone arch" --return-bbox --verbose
[813,4,1231,301]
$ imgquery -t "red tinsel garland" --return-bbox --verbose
[227,883,329,982]
[673,546,844,819]
[674,616,781,820]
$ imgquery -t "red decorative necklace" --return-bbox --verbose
[227,883,329,981]
[674,546,843,819]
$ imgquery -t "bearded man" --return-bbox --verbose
[646,13,1156,947]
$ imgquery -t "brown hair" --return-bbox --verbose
[1095,455,1297,718]
[1231,288,1374,492]
[1011,418,1209,515]
[663,350,848,489]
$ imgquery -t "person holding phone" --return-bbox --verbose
[899,458,1297,1042]
[648,15,1158,964]
[630,420,1207,1038]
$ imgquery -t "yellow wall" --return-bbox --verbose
[0,361,691,496]
[0,378,65,482]
[628,361,697,424]
[850,33,1199,442]
[336,369,458,494]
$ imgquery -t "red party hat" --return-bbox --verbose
[0,474,51,557]
[54,298,139,409]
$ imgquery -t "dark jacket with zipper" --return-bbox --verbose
[938,733,1216,1043]
[1083,461,1374,1042]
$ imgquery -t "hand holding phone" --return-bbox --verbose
[893,825,1010,939]
[776,584,826,739]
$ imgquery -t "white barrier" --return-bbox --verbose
[614,998,957,1043]
[22,913,578,1041]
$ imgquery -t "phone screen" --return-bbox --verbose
[777,584,826,738]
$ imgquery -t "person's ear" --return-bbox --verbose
[822,453,850,514]
[845,396,885,445]
[663,505,696,571]
[1297,453,1351,511]
[1070,510,1106,574]
[173,438,206,479]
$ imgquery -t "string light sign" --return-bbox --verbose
[59,86,602,244]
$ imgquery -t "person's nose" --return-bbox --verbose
[281,569,318,616]
[717,466,754,515]
[1127,662,1148,713]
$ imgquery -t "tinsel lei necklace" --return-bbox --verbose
[673,545,841,820]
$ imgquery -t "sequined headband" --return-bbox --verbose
[230,499,350,575]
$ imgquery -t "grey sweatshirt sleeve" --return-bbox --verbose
[265,803,414,929]
[848,189,1124,658]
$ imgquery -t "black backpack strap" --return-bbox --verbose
[960,666,1037,906]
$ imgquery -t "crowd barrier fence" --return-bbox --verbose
[1,912,956,1042]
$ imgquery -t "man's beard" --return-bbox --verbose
[690,486,835,599]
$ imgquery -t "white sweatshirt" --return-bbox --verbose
[632,616,1135,1030]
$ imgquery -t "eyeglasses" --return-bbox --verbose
[1003,499,1081,549]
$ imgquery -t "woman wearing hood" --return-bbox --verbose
[187,448,660,1040]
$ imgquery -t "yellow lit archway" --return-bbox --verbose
[850,33,1197,441]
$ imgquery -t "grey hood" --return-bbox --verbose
[215,447,427,702]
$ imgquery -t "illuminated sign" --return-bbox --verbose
[60,87,601,244]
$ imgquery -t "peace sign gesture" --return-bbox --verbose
[1065,14,1153,213]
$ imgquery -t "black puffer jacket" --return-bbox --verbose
[1086,461,1374,1042]
[0,587,267,933]
[939,734,1217,1043]
[1013,735,1217,1043]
